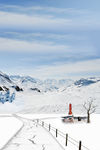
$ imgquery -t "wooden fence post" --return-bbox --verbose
[42,121,44,127]
[79,141,82,150]
[56,129,58,137]
[65,134,68,146]
[49,124,51,131]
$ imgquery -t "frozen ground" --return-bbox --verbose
[0,115,23,149]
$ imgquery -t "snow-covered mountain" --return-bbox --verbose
[74,78,100,87]
[0,71,13,86]
[18,77,100,114]
[10,75,74,92]
[0,71,23,92]
[1,71,100,94]
[0,71,100,113]
[0,71,74,93]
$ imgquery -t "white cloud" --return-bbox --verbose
[0,37,95,55]
[25,59,100,79]
[4,59,100,79]
[0,4,88,15]
[0,11,71,30]
[0,8,99,32]
[0,37,70,52]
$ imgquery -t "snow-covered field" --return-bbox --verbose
[0,115,23,149]
[2,115,65,150]
[0,94,25,113]
[5,80,99,114]
[0,71,100,114]
[0,80,100,114]
[0,114,100,150]
[41,114,100,150]
[0,72,100,150]
[17,114,100,150]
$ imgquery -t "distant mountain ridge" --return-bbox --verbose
[10,75,74,92]
[0,71,100,93]
[74,78,100,87]
[10,75,100,92]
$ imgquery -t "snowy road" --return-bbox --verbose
[3,116,64,150]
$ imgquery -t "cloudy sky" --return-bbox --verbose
[0,0,100,79]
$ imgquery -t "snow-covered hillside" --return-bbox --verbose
[0,71,14,91]
[0,71,23,92]
[10,75,100,93]
[16,77,100,114]
[10,75,73,92]
[4,77,99,114]
[0,71,100,114]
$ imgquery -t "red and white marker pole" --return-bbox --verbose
[68,103,72,115]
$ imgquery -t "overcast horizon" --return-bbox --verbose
[0,0,100,79]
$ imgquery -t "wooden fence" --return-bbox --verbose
[36,119,90,150]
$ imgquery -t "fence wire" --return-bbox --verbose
[37,119,90,150]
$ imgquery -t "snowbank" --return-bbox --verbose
[0,116,23,149]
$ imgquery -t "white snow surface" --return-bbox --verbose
[17,114,100,150]
[0,80,100,114]
[0,71,100,114]
[0,115,23,149]
[0,76,100,114]
[3,116,64,150]
[16,81,100,114]
[0,114,100,150]
[0,92,24,113]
